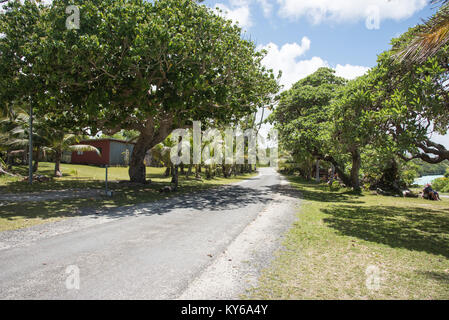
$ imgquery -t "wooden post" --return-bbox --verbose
[105,165,108,193]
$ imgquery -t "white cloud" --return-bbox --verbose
[213,0,274,27]
[259,38,370,89]
[258,37,327,89]
[335,64,370,80]
[256,0,273,17]
[277,0,428,25]
[431,134,449,149]
[215,3,252,28]
[229,0,273,16]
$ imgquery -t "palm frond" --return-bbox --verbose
[68,144,101,155]
[62,133,76,144]
[395,3,449,63]
[6,138,28,147]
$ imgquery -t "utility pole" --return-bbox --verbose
[28,104,33,185]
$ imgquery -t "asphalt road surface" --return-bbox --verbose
[0,167,300,299]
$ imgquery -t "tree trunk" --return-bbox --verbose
[129,136,151,183]
[54,150,63,177]
[195,164,200,179]
[350,150,361,191]
[329,164,335,184]
[315,159,320,182]
[171,165,179,190]
[206,166,211,179]
[32,147,40,173]
[322,155,351,187]
[6,151,12,169]
[186,164,192,178]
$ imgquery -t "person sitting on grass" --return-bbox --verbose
[423,184,441,201]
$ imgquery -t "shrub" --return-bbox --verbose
[432,177,449,193]
[330,180,341,191]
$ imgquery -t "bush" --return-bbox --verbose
[329,180,341,191]
[400,167,419,187]
[432,177,449,193]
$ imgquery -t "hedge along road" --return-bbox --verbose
[0,167,300,299]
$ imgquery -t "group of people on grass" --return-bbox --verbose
[422,184,442,201]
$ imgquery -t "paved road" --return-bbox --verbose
[0,168,299,299]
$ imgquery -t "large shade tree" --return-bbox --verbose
[331,74,378,190]
[268,68,357,186]
[371,32,449,165]
[0,0,279,182]
[0,0,279,183]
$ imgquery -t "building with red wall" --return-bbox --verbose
[71,139,135,166]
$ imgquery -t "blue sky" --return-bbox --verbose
[201,0,449,147]
[202,0,438,84]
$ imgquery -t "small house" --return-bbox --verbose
[71,139,135,166]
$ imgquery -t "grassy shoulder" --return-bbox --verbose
[0,162,257,232]
[246,176,449,300]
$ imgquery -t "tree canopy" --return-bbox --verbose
[270,13,449,192]
[0,0,279,182]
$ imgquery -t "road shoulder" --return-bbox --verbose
[178,176,301,299]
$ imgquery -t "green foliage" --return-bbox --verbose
[269,6,449,193]
[330,180,341,191]
[269,68,345,157]
[412,159,449,176]
[38,0,277,131]
[100,130,140,142]
[332,74,376,153]
[270,67,382,189]
[368,37,449,163]
[268,68,353,182]
[432,177,449,192]
[0,0,279,182]
[400,163,420,187]
[361,147,419,189]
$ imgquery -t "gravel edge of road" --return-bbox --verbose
[177,176,301,300]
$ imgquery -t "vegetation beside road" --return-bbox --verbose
[0,162,257,232]
[246,177,449,300]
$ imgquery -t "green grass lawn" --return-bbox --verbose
[0,162,257,232]
[0,162,168,192]
[246,177,449,300]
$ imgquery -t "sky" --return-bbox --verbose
[201,0,449,148]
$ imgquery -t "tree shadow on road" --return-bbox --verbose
[100,183,277,218]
